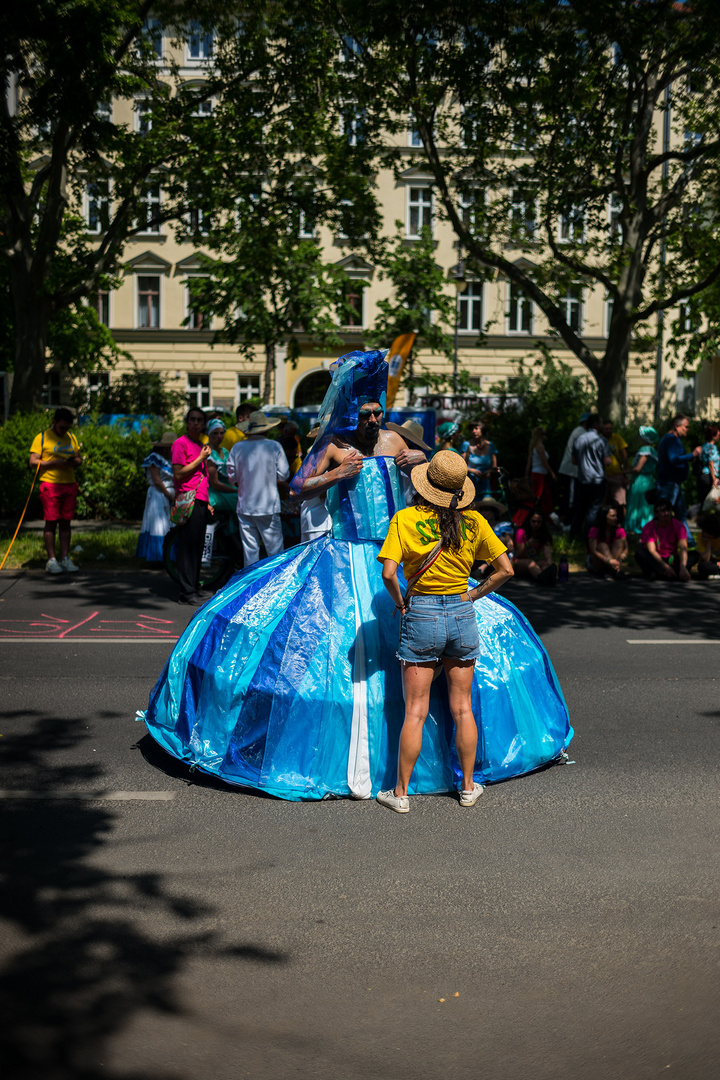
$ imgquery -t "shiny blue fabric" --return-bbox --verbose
[143,458,573,800]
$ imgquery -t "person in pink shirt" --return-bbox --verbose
[171,408,212,605]
[635,500,697,581]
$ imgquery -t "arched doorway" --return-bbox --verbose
[293,369,331,407]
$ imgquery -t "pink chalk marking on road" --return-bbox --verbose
[0,611,181,639]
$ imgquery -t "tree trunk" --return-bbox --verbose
[263,341,275,405]
[596,340,629,421]
[8,269,52,414]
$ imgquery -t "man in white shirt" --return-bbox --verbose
[557,412,590,525]
[226,412,290,566]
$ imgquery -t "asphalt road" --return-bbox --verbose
[1,568,719,1080]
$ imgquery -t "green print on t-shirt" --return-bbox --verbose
[415,517,440,544]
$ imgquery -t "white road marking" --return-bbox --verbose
[626,639,720,645]
[0,790,176,801]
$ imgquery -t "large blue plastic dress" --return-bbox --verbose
[142,456,573,800]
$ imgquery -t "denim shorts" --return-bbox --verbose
[398,594,480,663]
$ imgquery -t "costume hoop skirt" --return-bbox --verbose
[141,458,572,799]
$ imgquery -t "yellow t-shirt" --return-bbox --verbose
[30,428,80,484]
[606,432,628,477]
[377,507,507,594]
[221,426,246,451]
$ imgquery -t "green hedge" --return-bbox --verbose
[0,412,169,521]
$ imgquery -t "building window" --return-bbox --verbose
[185,282,207,330]
[676,374,696,413]
[459,189,478,229]
[96,99,112,123]
[407,187,433,238]
[605,296,615,337]
[186,204,209,236]
[192,95,213,118]
[187,21,214,62]
[340,282,364,328]
[141,17,163,59]
[137,184,161,233]
[608,194,622,243]
[341,104,365,147]
[558,206,584,244]
[510,189,536,240]
[458,283,483,332]
[135,98,152,135]
[561,284,583,332]
[340,36,362,62]
[84,372,110,409]
[507,282,533,334]
[86,181,109,233]
[408,116,423,148]
[137,276,160,328]
[187,373,211,408]
[679,302,700,332]
[237,373,261,403]
[42,371,62,406]
[92,288,110,326]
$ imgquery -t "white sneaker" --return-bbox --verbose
[60,557,79,572]
[459,782,484,807]
[46,558,64,574]
[376,789,410,814]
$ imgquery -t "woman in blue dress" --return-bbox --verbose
[140,352,572,800]
[464,421,498,502]
[625,425,658,535]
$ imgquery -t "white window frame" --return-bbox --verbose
[135,274,162,329]
[141,17,163,60]
[458,187,480,229]
[184,279,210,330]
[96,99,112,123]
[406,185,434,239]
[340,280,365,330]
[510,188,536,240]
[457,282,483,333]
[608,193,622,243]
[186,21,215,65]
[237,373,261,404]
[91,287,112,327]
[341,103,365,147]
[408,115,423,148]
[136,183,162,235]
[339,35,362,62]
[134,97,153,135]
[185,202,209,236]
[604,295,615,337]
[560,284,583,333]
[187,373,211,408]
[85,180,110,234]
[558,206,585,244]
[298,206,316,239]
[507,281,533,334]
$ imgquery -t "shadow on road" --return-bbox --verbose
[0,714,288,1080]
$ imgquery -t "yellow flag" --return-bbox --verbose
[385,332,416,409]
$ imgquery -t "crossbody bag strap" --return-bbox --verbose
[403,539,444,604]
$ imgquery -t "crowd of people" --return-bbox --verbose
[28,402,720,593]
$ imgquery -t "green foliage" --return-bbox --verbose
[0,412,155,521]
[0,527,140,570]
[70,364,186,417]
[483,354,595,479]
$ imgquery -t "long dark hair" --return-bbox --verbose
[525,510,552,547]
[413,494,477,552]
[596,503,620,542]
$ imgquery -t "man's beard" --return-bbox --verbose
[360,423,380,445]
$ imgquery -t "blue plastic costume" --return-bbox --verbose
[140,352,572,800]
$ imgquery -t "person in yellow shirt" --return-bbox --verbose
[602,419,629,510]
[375,451,513,813]
[221,402,254,451]
[29,408,82,574]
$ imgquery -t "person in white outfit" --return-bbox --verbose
[226,411,290,566]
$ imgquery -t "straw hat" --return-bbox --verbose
[385,419,432,453]
[154,431,176,448]
[411,451,475,510]
[238,411,281,434]
[476,495,509,517]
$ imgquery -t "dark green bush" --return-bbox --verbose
[0,413,164,522]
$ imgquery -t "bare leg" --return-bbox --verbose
[443,658,478,791]
[43,521,58,561]
[514,558,541,579]
[395,661,436,797]
[58,520,71,560]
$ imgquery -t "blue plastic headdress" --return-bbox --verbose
[290,350,388,494]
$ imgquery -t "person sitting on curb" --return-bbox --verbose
[514,509,557,585]
[586,503,629,580]
[635,499,698,581]
[696,511,720,580]
[29,407,82,575]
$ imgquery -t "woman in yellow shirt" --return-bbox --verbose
[376,451,513,813]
